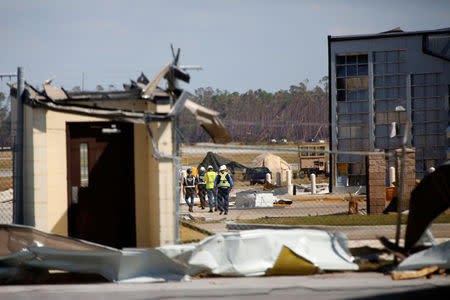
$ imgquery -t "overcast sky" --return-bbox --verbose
[1,0,449,96]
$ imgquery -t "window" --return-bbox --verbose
[80,143,89,187]
[373,50,407,151]
[411,73,446,179]
[336,54,369,102]
[335,53,369,185]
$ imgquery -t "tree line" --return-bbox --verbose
[0,77,329,147]
[179,77,329,144]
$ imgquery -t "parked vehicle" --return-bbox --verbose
[244,167,271,185]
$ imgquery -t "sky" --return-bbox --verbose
[1,0,449,96]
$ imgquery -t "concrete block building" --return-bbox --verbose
[328,27,450,191]
[10,65,189,249]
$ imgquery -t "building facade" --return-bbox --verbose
[10,66,190,248]
[328,28,450,191]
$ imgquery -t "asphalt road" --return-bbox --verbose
[0,272,449,299]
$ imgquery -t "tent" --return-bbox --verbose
[249,153,292,183]
[198,152,247,174]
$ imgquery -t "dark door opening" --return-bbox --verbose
[66,122,136,249]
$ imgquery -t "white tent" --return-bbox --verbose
[250,153,292,183]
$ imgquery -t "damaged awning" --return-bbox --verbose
[185,99,232,144]
[0,224,358,284]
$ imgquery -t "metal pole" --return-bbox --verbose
[13,67,24,224]
[173,115,181,244]
[395,119,409,253]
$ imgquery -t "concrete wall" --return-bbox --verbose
[24,106,107,234]
[13,94,175,247]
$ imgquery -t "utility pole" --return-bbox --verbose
[82,72,85,91]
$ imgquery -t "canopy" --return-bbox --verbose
[197,152,247,173]
[250,153,292,182]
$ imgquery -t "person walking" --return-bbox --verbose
[183,168,197,212]
[197,166,207,210]
[204,165,216,213]
[214,164,234,215]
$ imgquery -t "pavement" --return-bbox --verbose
[0,272,449,299]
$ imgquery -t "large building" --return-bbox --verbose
[328,27,449,191]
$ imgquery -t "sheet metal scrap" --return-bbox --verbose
[0,225,358,284]
[0,224,189,283]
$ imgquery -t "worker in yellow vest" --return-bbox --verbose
[214,165,234,215]
[204,165,217,213]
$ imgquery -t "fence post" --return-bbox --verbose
[310,173,316,194]
[13,67,24,224]
[286,170,292,195]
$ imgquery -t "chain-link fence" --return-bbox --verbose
[177,142,449,245]
[0,147,13,224]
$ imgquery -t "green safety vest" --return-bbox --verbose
[204,171,216,189]
[217,172,231,188]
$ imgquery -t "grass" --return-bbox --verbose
[0,177,12,192]
[236,213,450,226]
[179,221,212,243]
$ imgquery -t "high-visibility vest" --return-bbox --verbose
[217,172,231,188]
[204,171,216,189]
[184,175,196,188]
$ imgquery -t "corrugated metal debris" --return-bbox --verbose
[0,225,358,283]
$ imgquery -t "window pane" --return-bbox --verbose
[337,90,346,101]
[336,56,346,65]
[374,76,384,87]
[80,143,89,187]
[412,86,424,97]
[374,64,385,75]
[358,64,368,76]
[412,74,424,85]
[359,77,368,88]
[346,77,359,90]
[347,55,357,64]
[358,89,368,100]
[337,66,346,77]
[374,52,385,62]
[357,54,368,64]
[347,90,357,101]
[387,51,398,63]
[347,65,357,76]
[387,63,398,74]
[337,78,346,89]
[374,88,385,99]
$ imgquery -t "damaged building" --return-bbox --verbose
[328,27,450,192]
[9,53,230,249]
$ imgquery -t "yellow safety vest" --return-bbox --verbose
[204,171,216,189]
[217,172,231,188]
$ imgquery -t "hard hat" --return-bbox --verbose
[187,168,192,174]
[200,166,206,172]
[219,165,227,171]
[207,165,213,170]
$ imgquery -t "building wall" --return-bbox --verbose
[330,34,450,189]
[13,95,175,247]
